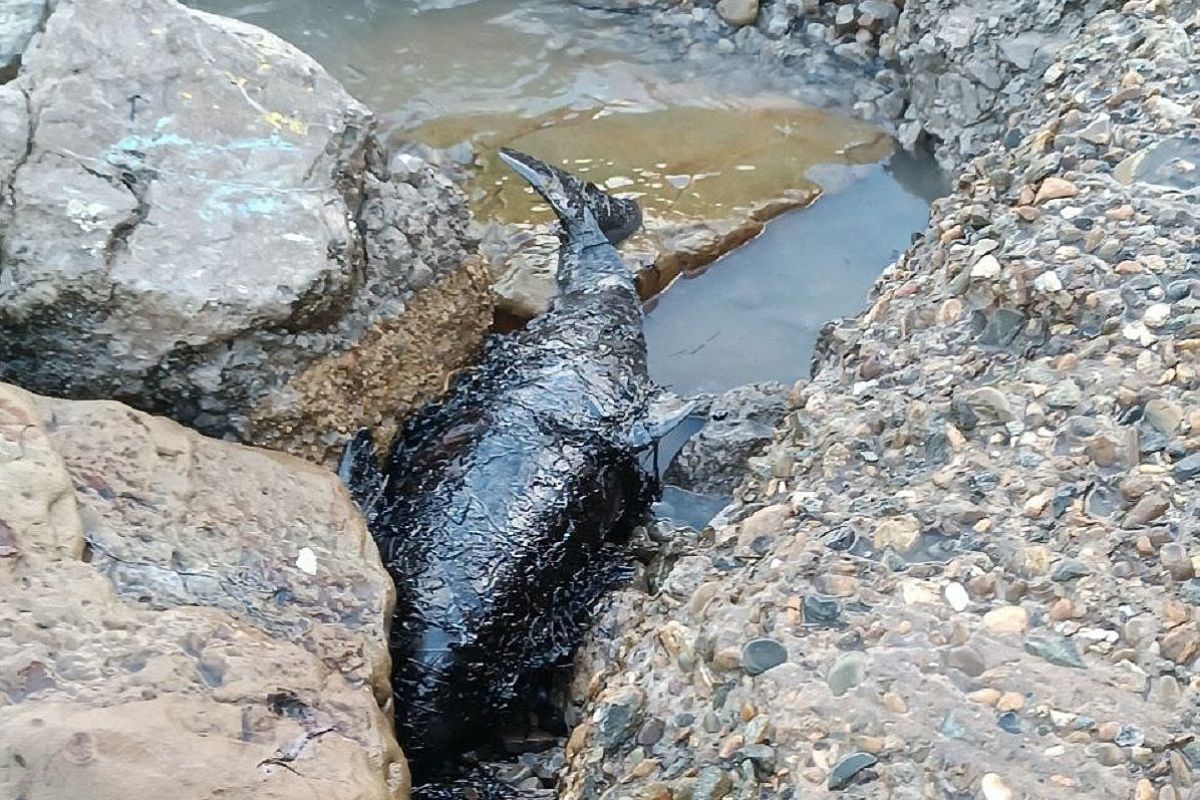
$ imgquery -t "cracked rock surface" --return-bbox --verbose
[0,0,491,464]
[0,380,408,799]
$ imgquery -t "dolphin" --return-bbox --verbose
[339,148,691,787]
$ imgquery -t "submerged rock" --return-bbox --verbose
[0,381,405,799]
[0,0,490,465]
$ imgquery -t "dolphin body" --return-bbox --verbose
[339,149,690,789]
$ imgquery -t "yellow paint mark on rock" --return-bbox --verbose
[261,111,310,136]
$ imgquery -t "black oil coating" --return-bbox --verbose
[343,152,659,793]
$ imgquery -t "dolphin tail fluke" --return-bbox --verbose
[498,148,642,244]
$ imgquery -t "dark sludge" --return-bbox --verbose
[340,148,692,797]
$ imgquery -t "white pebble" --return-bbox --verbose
[1144,302,1171,327]
[970,254,1001,279]
[1033,271,1062,292]
[296,546,318,576]
[981,773,1014,800]
[944,582,969,611]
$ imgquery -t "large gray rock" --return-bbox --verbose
[0,0,491,464]
[665,382,790,495]
[0,0,48,77]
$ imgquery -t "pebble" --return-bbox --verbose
[692,765,733,800]
[827,652,869,696]
[983,605,1029,634]
[803,594,842,626]
[945,582,970,611]
[827,752,877,790]
[873,515,921,553]
[971,255,1002,279]
[1035,177,1080,203]
[742,638,788,676]
[1025,634,1086,668]
[981,773,1014,800]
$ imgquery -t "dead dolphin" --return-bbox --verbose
[339,148,691,784]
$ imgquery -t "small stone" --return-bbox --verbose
[742,638,788,676]
[1052,559,1092,582]
[1049,598,1074,621]
[1036,177,1080,203]
[1125,493,1170,527]
[1174,452,1200,481]
[1161,625,1199,665]
[964,387,1014,422]
[947,646,986,677]
[827,652,869,696]
[596,689,645,749]
[692,765,733,800]
[996,691,1024,712]
[968,688,1002,706]
[873,515,921,553]
[1045,380,1082,409]
[715,0,759,26]
[1033,271,1063,292]
[971,255,1002,279]
[803,594,842,626]
[1144,399,1183,433]
[1094,743,1126,766]
[945,582,970,611]
[981,773,1014,800]
[882,692,908,713]
[983,606,1029,634]
[828,752,877,791]
[1160,543,1196,581]
[1025,634,1086,668]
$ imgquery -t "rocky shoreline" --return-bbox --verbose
[2,0,1199,798]
[559,1,1200,798]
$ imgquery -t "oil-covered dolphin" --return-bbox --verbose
[339,148,691,787]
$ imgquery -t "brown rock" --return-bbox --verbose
[1035,177,1080,203]
[1161,625,1200,665]
[983,606,1029,634]
[1125,493,1170,527]
[0,383,406,800]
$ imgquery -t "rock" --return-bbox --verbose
[962,387,1014,423]
[1160,544,1196,581]
[804,594,843,626]
[828,752,877,790]
[1125,493,1170,527]
[1035,177,1079,203]
[1045,380,1082,409]
[1024,635,1085,669]
[0,0,490,465]
[1144,399,1183,434]
[0,0,46,74]
[945,582,970,611]
[873,514,922,553]
[692,765,733,800]
[665,383,789,494]
[983,606,1029,634]
[743,638,789,676]
[1051,559,1092,582]
[827,652,869,696]
[1160,625,1199,665]
[971,255,1002,279]
[1173,452,1200,480]
[716,0,759,27]
[981,773,1014,800]
[595,689,646,749]
[0,382,406,800]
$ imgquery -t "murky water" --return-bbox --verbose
[644,154,940,394]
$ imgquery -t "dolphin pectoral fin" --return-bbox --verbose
[627,391,698,449]
[338,429,386,524]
